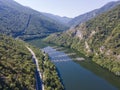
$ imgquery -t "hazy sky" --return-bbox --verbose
[14,0,118,18]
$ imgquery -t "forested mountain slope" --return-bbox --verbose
[45,5,120,76]
[0,34,36,89]
[0,0,68,40]
[68,1,120,27]
[0,34,64,90]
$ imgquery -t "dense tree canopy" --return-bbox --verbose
[0,34,64,90]
[0,34,35,90]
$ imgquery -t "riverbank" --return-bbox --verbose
[53,46,120,89]
[43,46,118,90]
[26,45,64,90]
[26,46,44,90]
[27,38,120,90]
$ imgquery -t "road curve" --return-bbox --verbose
[26,46,44,90]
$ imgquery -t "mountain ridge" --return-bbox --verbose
[68,1,120,27]
[42,12,72,25]
[0,0,68,40]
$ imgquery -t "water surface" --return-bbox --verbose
[43,46,118,90]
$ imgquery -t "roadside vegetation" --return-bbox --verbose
[30,46,64,90]
[0,34,35,90]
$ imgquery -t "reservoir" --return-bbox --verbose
[42,46,120,90]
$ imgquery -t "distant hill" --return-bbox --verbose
[0,0,68,40]
[42,12,72,25]
[45,5,120,76]
[68,1,120,27]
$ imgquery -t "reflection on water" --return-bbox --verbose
[43,46,118,90]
